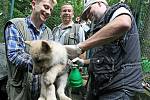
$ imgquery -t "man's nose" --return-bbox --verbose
[46,9,51,15]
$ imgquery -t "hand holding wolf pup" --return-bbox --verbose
[25,40,71,100]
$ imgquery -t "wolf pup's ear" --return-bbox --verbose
[41,41,51,53]
[25,41,31,46]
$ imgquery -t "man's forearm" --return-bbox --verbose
[78,15,131,52]
[7,49,33,71]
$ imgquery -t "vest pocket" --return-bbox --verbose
[89,56,119,87]
[8,76,31,100]
[68,33,77,45]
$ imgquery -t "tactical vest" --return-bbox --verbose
[4,18,52,100]
[53,24,81,45]
[89,3,141,90]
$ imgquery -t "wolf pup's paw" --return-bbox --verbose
[44,72,56,85]
[38,97,45,100]
[59,95,72,100]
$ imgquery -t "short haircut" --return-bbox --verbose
[61,2,73,11]
[34,0,57,6]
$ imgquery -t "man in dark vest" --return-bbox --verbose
[65,0,144,100]
[3,0,57,100]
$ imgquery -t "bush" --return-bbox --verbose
[142,57,150,73]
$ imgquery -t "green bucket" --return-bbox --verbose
[68,67,83,88]
[142,58,150,73]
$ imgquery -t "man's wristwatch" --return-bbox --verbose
[76,45,84,54]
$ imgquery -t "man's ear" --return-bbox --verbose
[31,0,36,10]
[25,41,31,46]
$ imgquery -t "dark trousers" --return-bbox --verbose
[86,64,144,100]
[0,77,8,100]
[86,89,134,100]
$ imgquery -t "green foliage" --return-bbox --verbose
[138,1,150,59]
[13,0,31,17]
[13,8,25,17]
[142,57,150,73]
[108,0,120,5]
[0,0,9,42]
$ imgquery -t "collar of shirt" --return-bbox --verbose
[60,21,74,30]
[26,16,47,36]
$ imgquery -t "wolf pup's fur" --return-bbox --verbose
[25,40,71,100]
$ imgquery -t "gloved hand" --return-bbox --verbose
[72,57,84,66]
[65,45,83,59]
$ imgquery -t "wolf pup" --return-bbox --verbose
[25,40,71,100]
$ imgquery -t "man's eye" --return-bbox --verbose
[44,5,49,9]
[62,10,67,12]
[68,9,72,12]
[62,9,72,13]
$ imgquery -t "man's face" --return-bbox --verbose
[32,0,54,23]
[61,4,74,24]
[85,2,104,21]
